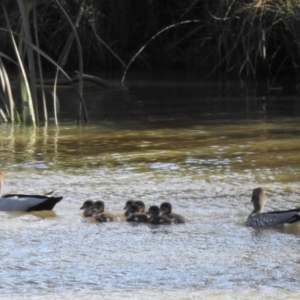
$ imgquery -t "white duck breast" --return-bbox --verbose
[0,193,63,211]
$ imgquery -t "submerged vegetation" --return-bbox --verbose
[0,0,300,125]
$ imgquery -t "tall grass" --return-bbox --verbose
[0,0,88,125]
[1,0,300,126]
[202,0,300,88]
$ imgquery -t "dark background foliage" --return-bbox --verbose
[1,0,300,82]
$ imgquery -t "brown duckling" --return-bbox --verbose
[147,205,173,224]
[160,202,185,224]
[124,200,146,216]
[92,200,117,222]
[126,203,149,223]
[80,200,94,217]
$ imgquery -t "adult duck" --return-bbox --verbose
[147,205,173,224]
[0,192,63,211]
[0,170,63,211]
[246,187,300,228]
[92,200,117,222]
[160,202,185,224]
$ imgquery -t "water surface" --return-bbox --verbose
[0,79,300,299]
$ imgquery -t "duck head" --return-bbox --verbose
[124,200,145,216]
[92,201,105,215]
[124,200,134,210]
[147,205,160,218]
[80,200,94,217]
[134,201,145,213]
[80,200,94,210]
[126,204,142,215]
[160,202,172,215]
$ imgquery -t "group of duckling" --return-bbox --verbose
[80,199,185,224]
[80,187,300,229]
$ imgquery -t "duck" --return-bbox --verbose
[124,200,146,216]
[92,200,117,222]
[80,200,94,217]
[0,191,63,211]
[134,201,146,212]
[0,170,63,211]
[126,203,149,223]
[92,200,105,215]
[147,205,173,224]
[159,202,185,224]
[246,187,300,228]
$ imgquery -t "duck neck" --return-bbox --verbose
[252,201,264,214]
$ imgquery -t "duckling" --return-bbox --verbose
[80,200,94,217]
[246,187,300,228]
[92,200,105,215]
[135,201,146,212]
[92,200,117,222]
[147,205,173,224]
[94,213,116,222]
[126,203,149,223]
[160,202,185,224]
[124,200,146,216]
[124,200,134,216]
[124,200,134,208]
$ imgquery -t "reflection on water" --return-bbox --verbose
[1,117,300,185]
[1,80,300,299]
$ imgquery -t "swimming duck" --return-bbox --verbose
[94,212,116,222]
[126,203,149,223]
[124,200,134,209]
[92,200,105,215]
[0,170,63,211]
[246,187,300,228]
[0,192,63,211]
[92,200,117,222]
[124,200,146,216]
[160,202,185,224]
[147,205,173,224]
[80,200,94,217]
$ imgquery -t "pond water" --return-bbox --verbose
[1,77,300,299]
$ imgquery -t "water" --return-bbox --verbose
[1,79,300,299]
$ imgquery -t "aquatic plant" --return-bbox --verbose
[203,0,300,89]
[0,0,88,125]
[1,0,300,126]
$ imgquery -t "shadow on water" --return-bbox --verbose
[54,72,300,123]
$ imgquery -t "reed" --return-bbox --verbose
[0,0,88,125]
[0,56,16,122]
[122,20,202,85]
[203,0,300,86]
[1,0,300,125]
